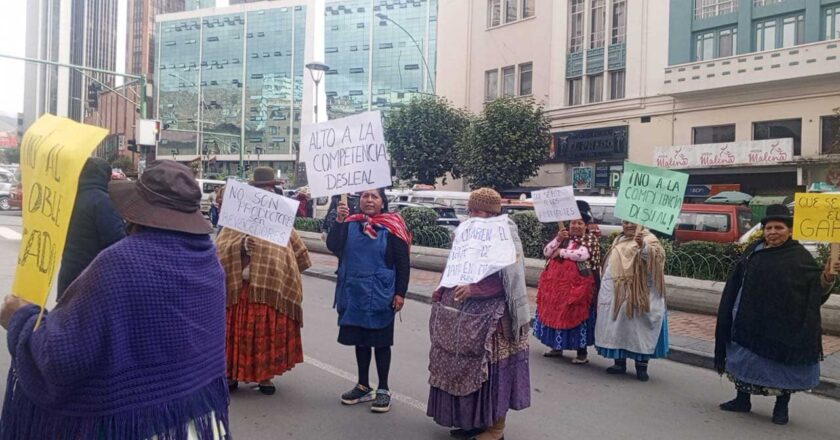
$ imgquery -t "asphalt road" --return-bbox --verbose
[0,216,838,439]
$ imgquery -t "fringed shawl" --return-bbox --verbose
[0,229,230,440]
[605,230,666,320]
[500,218,531,339]
[217,228,311,325]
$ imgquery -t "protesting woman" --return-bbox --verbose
[533,201,602,363]
[218,167,311,395]
[715,204,839,425]
[327,188,411,413]
[595,220,669,382]
[427,188,531,440]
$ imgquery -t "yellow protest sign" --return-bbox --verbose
[793,193,840,243]
[13,114,107,307]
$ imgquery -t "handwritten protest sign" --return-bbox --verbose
[532,186,581,223]
[300,110,391,198]
[439,215,517,288]
[793,193,840,242]
[615,161,688,234]
[13,115,107,307]
[218,179,299,247]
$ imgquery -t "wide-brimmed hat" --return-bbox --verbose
[249,166,280,187]
[109,160,213,235]
[761,204,793,228]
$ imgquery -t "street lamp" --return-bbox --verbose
[302,61,330,186]
[375,13,435,94]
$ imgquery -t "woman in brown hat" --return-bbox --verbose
[427,188,531,440]
[217,166,312,395]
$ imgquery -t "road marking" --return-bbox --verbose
[0,227,21,241]
[304,355,428,413]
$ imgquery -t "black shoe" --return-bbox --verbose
[636,361,649,382]
[719,397,752,413]
[341,384,374,405]
[258,383,276,396]
[227,379,238,392]
[606,360,627,375]
[450,428,484,438]
[772,397,790,425]
[371,390,391,413]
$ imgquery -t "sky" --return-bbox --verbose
[0,0,27,116]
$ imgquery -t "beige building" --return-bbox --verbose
[436,0,840,197]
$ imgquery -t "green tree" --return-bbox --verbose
[111,156,134,173]
[2,148,20,164]
[456,97,550,190]
[384,95,469,185]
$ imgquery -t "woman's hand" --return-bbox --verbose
[634,233,644,248]
[336,202,350,223]
[454,285,472,302]
[392,295,405,312]
[557,229,570,241]
[0,295,32,329]
[822,259,840,284]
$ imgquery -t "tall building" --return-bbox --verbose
[323,0,438,119]
[155,0,313,177]
[127,0,186,80]
[23,0,119,129]
[436,0,840,197]
[186,0,216,10]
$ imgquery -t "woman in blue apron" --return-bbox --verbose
[327,187,411,414]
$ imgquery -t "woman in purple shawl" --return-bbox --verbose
[0,161,230,440]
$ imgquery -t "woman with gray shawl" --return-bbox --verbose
[427,188,531,440]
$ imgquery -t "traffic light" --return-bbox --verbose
[127,139,138,153]
[87,83,101,109]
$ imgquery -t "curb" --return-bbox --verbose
[304,269,840,401]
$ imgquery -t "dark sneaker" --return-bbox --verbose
[371,390,391,413]
[341,384,374,405]
[450,428,484,438]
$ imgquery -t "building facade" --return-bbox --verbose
[155,0,314,177]
[436,0,840,197]
[127,0,186,80]
[23,0,119,130]
[324,0,438,119]
[84,83,142,173]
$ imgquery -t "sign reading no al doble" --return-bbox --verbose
[300,110,392,198]
[614,161,689,234]
[793,193,840,242]
[531,186,580,223]
[218,179,300,247]
[13,115,107,306]
[439,215,517,288]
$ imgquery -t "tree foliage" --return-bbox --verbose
[111,156,134,172]
[385,95,469,185]
[456,97,551,190]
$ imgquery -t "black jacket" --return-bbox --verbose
[57,158,126,299]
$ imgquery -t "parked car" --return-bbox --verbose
[9,182,22,210]
[575,196,623,237]
[0,170,16,211]
[389,201,461,231]
[196,179,226,215]
[673,203,753,245]
[738,202,818,256]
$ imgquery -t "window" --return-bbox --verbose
[693,124,736,144]
[487,0,501,27]
[676,212,731,233]
[611,0,626,44]
[821,115,840,155]
[505,0,517,23]
[519,62,533,96]
[567,78,582,106]
[695,0,738,19]
[754,0,785,6]
[718,28,737,57]
[754,119,801,155]
[502,66,516,96]
[695,32,715,61]
[485,69,499,101]
[755,19,777,51]
[588,74,603,103]
[590,205,621,226]
[590,0,606,49]
[522,0,535,18]
[609,70,625,100]
[568,0,585,53]
[826,7,840,40]
[781,15,804,48]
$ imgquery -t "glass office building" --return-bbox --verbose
[156,3,307,177]
[324,0,438,119]
[186,0,215,10]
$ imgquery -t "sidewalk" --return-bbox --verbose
[305,251,840,400]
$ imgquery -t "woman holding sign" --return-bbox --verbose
[218,167,312,396]
[327,188,411,414]
[427,188,531,440]
[715,204,838,425]
[533,200,602,363]
[594,220,669,382]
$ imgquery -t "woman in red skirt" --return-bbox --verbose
[217,167,312,395]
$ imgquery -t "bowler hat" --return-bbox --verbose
[761,204,793,228]
[250,166,280,187]
[109,160,213,235]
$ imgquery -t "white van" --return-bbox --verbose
[196,179,225,215]
[389,190,471,220]
[575,196,622,236]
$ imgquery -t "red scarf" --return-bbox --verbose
[346,212,413,247]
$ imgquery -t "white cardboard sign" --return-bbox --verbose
[300,110,392,198]
[218,179,300,247]
[439,215,517,288]
[531,186,581,223]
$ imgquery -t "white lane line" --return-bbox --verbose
[0,227,22,241]
[304,355,428,413]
